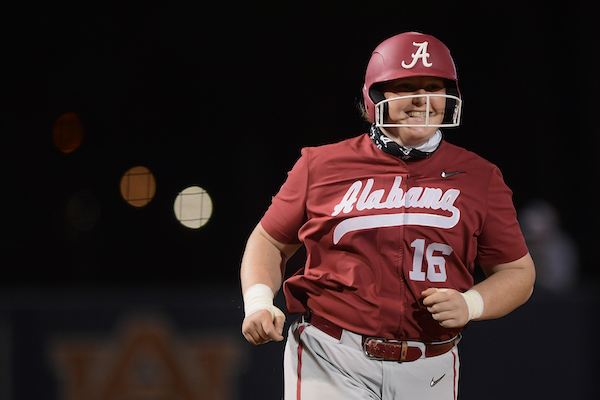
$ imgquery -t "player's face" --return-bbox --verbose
[381,76,446,147]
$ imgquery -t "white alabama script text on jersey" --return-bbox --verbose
[331,176,460,244]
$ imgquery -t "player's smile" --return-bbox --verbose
[406,111,429,119]
[403,110,438,122]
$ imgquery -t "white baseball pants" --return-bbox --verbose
[283,317,460,400]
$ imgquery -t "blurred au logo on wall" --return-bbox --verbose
[52,315,246,400]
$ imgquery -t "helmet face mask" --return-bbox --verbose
[375,93,462,128]
[363,32,463,128]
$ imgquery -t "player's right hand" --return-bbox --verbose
[242,309,285,345]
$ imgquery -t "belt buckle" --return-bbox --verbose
[363,337,407,361]
[363,337,383,360]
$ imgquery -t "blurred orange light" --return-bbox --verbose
[120,166,157,207]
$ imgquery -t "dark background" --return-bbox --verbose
[2,1,599,287]
[0,1,598,399]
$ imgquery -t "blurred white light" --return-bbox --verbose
[173,186,213,229]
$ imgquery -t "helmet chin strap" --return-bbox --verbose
[369,124,442,160]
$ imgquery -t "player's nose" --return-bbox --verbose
[412,89,427,106]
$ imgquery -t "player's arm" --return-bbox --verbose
[473,252,536,319]
[423,253,535,328]
[240,222,302,345]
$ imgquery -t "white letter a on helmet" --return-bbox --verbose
[401,41,433,69]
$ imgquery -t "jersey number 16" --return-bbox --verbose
[408,238,452,282]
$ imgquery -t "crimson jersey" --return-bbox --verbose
[261,133,528,343]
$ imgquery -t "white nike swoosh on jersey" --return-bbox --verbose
[441,170,465,178]
[430,374,446,387]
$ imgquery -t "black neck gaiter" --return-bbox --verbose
[369,124,442,160]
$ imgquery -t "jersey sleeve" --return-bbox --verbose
[476,166,529,266]
[260,148,310,244]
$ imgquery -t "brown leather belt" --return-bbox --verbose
[306,312,457,362]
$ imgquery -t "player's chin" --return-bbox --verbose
[398,126,438,145]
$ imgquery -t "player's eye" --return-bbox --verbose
[425,84,444,92]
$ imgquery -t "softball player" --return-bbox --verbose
[241,32,535,399]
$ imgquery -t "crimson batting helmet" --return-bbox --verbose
[362,32,462,128]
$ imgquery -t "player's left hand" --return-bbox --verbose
[421,288,470,328]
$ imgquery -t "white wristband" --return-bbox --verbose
[243,283,285,321]
[461,289,484,321]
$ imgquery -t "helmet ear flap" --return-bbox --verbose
[443,80,460,124]
[369,86,388,123]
